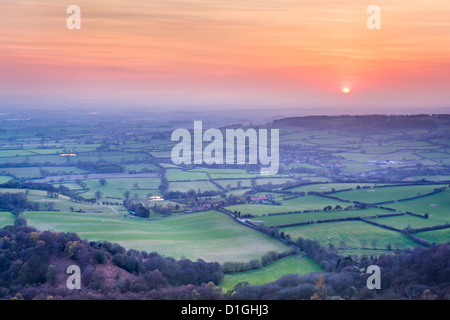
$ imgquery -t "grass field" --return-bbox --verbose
[0,175,14,184]
[0,211,15,226]
[220,255,321,292]
[225,204,302,216]
[257,208,386,226]
[27,155,69,164]
[256,178,296,186]
[337,248,392,258]
[281,220,419,251]
[0,188,123,214]
[209,173,262,179]
[25,190,124,213]
[368,214,442,229]
[0,150,34,157]
[190,168,250,174]
[124,163,160,172]
[215,179,253,189]
[51,182,85,190]
[40,166,88,174]
[165,169,209,181]
[81,178,161,199]
[27,149,66,155]
[224,189,251,197]
[225,195,350,216]
[279,195,348,209]
[335,184,447,203]
[21,210,290,263]
[288,183,383,193]
[294,177,332,183]
[0,167,43,179]
[168,181,220,193]
[415,228,450,245]
[387,189,450,223]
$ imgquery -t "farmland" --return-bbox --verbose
[1,112,450,291]
[257,208,386,227]
[334,184,447,204]
[21,210,289,264]
[220,255,321,292]
[281,220,419,251]
[0,211,14,226]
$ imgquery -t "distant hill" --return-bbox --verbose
[272,114,450,130]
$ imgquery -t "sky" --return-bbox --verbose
[0,0,449,113]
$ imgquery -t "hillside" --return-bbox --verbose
[0,221,224,300]
[1,221,449,300]
[272,114,450,131]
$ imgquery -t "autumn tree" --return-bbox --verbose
[315,274,327,299]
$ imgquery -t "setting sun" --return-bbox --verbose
[342,88,350,94]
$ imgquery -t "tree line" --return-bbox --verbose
[229,238,450,300]
[0,220,448,300]
[0,221,223,300]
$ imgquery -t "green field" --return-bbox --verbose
[415,228,450,245]
[81,178,161,199]
[255,178,296,186]
[165,169,209,181]
[279,195,348,209]
[257,208,386,227]
[51,182,85,190]
[215,179,253,189]
[0,150,34,157]
[368,214,442,230]
[0,211,15,226]
[387,189,450,223]
[335,184,447,204]
[418,152,450,160]
[281,220,419,251]
[225,204,301,216]
[27,149,65,155]
[0,188,124,214]
[289,183,383,193]
[0,167,43,179]
[0,175,14,184]
[40,166,88,174]
[225,195,350,216]
[168,181,220,193]
[21,210,290,263]
[190,168,250,174]
[220,255,321,292]
[124,163,160,172]
[209,173,262,179]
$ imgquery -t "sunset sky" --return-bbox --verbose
[0,0,449,112]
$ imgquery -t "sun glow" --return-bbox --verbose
[342,88,350,94]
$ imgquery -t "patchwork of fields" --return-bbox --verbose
[223,184,450,256]
[1,114,450,289]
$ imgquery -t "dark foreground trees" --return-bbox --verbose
[0,223,223,300]
[0,221,448,300]
[229,240,450,300]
